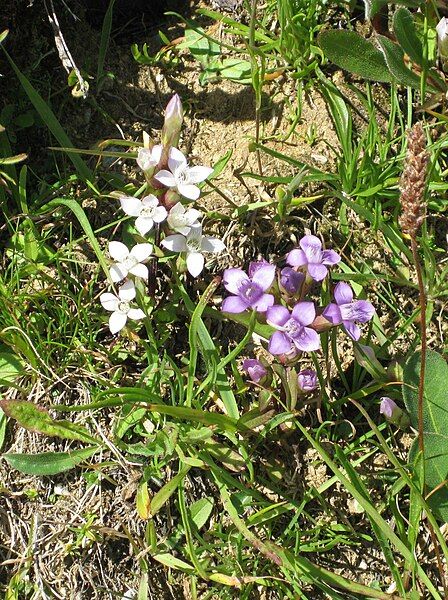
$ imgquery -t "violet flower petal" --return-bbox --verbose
[286,248,307,267]
[334,282,353,305]
[291,301,316,326]
[322,303,342,324]
[222,296,249,313]
[268,331,292,355]
[222,268,249,295]
[251,264,276,291]
[266,305,290,327]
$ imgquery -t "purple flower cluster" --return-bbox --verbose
[221,236,375,368]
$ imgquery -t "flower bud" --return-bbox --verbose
[280,267,304,296]
[298,369,318,392]
[137,144,162,174]
[436,18,448,61]
[242,359,268,384]
[161,94,183,148]
[379,397,410,429]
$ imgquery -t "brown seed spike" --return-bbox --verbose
[399,122,429,236]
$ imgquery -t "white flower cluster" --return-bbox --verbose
[100,97,226,334]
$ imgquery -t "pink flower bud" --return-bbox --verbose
[379,397,409,429]
[242,359,268,384]
[161,94,184,148]
[298,369,318,392]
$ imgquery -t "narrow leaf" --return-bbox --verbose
[3,446,98,475]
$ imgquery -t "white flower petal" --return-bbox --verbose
[141,194,159,208]
[100,293,119,312]
[186,252,205,277]
[135,216,154,236]
[168,147,187,173]
[118,279,136,301]
[109,311,127,334]
[110,264,127,282]
[201,236,226,253]
[109,241,129,261]
[152,205,168,223]
[178,183,200,200]
[128,308,145,321]
[169,202,184,216]
[162,234,188,253]
[154,170,177,188]
[187,166,213,184]
[130,243,152,262]
[120,196,142,217]
[151,144,163,164]
[136,148,153,172]
[185,208,202,223]
[129,263,149,280]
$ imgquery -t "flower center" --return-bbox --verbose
[118,301,130,314]
[238,281,262,304]
[284,317,303,338]
[140,206,156,218]
[176,168,190,186]
[121,255,138,271]
[187,238,202,252]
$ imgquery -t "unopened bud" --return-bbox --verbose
[298,369,318,392]
[379,397,409,429]
[161,94,183,148]
[280,267,305,296]
[242,359,268,384]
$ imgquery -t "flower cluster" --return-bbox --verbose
[222,235,375,386]
[99,95,225,334]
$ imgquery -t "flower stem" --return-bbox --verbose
[410,234,426,454]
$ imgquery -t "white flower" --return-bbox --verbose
[437,18,448,58]
[154,147,213,200]
[167,202,202,235]
[120,194,168,236]
[162,226,225,277]
[136,145,162,172]
[100,280,145,334]
[108,241,152,282]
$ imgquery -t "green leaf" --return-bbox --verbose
[1,49,93,181]
[376,35,423,89]
[0,399,100,444]
[393,8,424,67]
[3,446,98,475]
[403,350,448,435]
[189,496,214,530]
[150,465,190,516]
[0,352,25,385]
[369,0,422,19]
[409,436,448,522]
[152,553,195,573]
[318,30,392,83]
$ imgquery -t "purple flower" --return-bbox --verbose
[323,282,375,341]
[379,397,409,428]
[266,302,320,355]
[222,264,275,314]
[379,397,399,419]
[280,267,305,295]
[248,259,271,278]
[287,235,340,282]
[242,359,267,383]
[298,369,318,392]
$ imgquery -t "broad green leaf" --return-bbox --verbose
[1,49,93,181]
[403,350,448,434]
[189,496,214,530]
[0,352,25,385]
[393,8,424,67]
[376,35,423,89]
[318,30,392,83]
[409,435,448,522]
[369,0,422,19]
[0,399,99,444]
[3,446,98,475]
